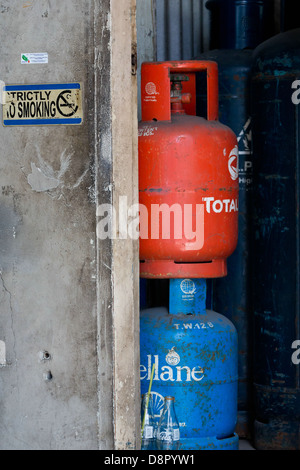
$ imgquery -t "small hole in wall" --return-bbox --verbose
[39,351,52,362]
[44,371,53,381]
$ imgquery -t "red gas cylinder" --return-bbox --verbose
[139,61,239,279]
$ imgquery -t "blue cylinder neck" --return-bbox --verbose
[206,0,275,50]
[169,279,207,315]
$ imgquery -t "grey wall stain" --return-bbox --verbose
[27,146,73,192]
[27,162,60,192]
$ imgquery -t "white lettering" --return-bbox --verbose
[291,340,300,365]
[184,203,205,251]
[160,366,175,381]
[118,196,128,239]
[244,160,253,171]
[212,200,223,213]
[202,197,214,213]
[104,455,139,467]
[153,355,159,381]
[176,366,191,382]
[223,199,230,212]
[140,364,147,380]
[0,340,6,366]
[291,80,300,105]
[191,367,205,381]
[141,355,205,383]
[229,199,236,212]
[127,203,141,241]
[138,203,149,240]
[96,204,117,240]
[138,126,158,137]
[202,197,238,214]
[151,203,183,240]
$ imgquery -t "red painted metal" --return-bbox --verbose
[139,61,239,279]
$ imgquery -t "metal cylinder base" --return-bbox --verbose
[141,434,239,451]
[140,259,227,279]
[254,419,300,450]
[177,434,239,450]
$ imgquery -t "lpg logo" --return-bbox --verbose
[228,145,239,181]
[166,347,180,366]
[144,82,160,103]
[145,81,159,95]
[180,279,196,295]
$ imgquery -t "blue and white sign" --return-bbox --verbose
[2,83,83,126]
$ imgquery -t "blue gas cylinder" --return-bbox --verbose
[140,278,238,449]
[197,0,276,438]
[250,14,300,450]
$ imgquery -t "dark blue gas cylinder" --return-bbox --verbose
[140,279,148,310]
[250,24,300,449]
[206,0,275,50]
[196,0,275,437]
[140,278,239,450]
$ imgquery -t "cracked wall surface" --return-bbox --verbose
[0,0,139,451]
[0,0,99,450]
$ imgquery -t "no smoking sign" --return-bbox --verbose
[2,83,83,126]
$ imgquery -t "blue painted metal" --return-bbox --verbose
[250,25,300,450]
[196,0,276,438]
[140,278,148,310]
[140,279,238,447]
[280,0,299,32]
[206,0,275,50]
[196,49,254,438]
[177,434,239,450]
[169,278,206,315]
[141,434,240,450]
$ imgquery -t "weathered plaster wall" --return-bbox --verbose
[0,0,139,450]
[110,0,140,449]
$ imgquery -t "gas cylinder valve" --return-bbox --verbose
[170,74,191,105]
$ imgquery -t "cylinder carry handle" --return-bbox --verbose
[141,60,219,122]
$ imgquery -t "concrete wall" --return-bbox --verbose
[0,0,139,450]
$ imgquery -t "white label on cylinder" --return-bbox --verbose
[144,426,154,439]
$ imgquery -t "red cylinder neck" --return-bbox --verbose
[171,101,186,114]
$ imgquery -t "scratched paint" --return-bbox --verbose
[140,279,238,449]
[251,28,300,450]
[139,61,239,280]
